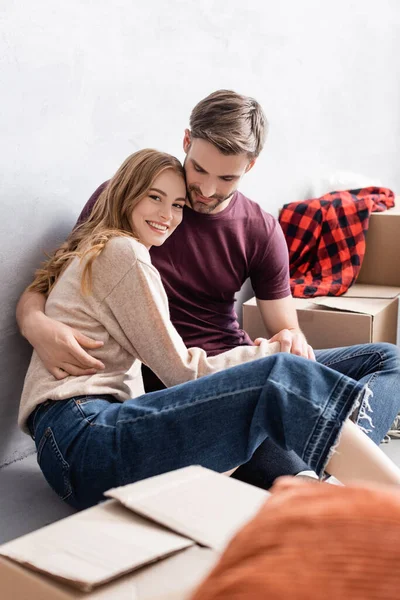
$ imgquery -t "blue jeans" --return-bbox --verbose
[27,353,365,510]
[233,343,400,488]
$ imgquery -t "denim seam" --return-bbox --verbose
[37,427,50,460]
[74,399,94,421]
[299,376,353,470]
[31,401,53,438]
[304,378,349,466]
[116,385,263,426]
[322,349,387,369]
[72,400,118,428]
[267,378,334,413]
[304,379,362,475]
[320,385,368,474]
[37,427,73,500]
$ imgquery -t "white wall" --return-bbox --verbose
[1,0,400,466]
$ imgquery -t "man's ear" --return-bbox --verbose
[183,129,191,154]
[245,158,257,174]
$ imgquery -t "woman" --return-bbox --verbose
[20,149,400,510]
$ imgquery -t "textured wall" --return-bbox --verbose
[1,0,399,466]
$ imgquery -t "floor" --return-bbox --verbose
[0,452,75,545]
[1,440,400,545]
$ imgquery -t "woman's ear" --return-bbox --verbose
[183,129,191,154]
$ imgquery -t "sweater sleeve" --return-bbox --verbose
[102,244,280,388]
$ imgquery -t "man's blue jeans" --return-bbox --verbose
[28,353,365,510]
[233,343,400,489]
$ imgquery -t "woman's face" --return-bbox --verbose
[130,169,187,249]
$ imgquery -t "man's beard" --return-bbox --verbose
[187,185,236,214]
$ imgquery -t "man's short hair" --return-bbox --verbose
[189,89,268,159]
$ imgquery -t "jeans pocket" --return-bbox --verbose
[74,397,114,423]
[37,427,73,501]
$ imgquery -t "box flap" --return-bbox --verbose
[0,546,219,600]
[105,466,268,552]
[0,500,193,592]
[245,296,315,310]
[292,298,319,309]
[311,296,391,316]
[243,297,257,307]
[245,287,400,306]
[343,284,400,299]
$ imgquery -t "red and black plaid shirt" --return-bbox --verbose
[278,187,395,298]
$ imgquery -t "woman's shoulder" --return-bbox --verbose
[92,236,162,300]
[89,235,152,289]
[104,235,151,266]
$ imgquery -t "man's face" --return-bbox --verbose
[183,131,255,214]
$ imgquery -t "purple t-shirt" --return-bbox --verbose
[77,182,290,356]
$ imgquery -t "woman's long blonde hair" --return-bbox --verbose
[28,149,185,296]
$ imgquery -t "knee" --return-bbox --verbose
[263,352,308,369]
[375,342,400,359]
[370,342,400,369]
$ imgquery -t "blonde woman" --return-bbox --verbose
[20,149,400,510]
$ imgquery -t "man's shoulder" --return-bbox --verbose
[234,191,277,230]
[86,180,110,209]
[233,191,272,217]
[92,180,110,197]
[76,180,110,227]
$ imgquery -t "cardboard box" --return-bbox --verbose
[0,466,268,599]
[243,284,400,350]
[358,204,400,287]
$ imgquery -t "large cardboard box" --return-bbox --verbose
[0,466,268,600]
[358,204,400,287]
[243,284,400,350]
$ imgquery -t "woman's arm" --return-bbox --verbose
[102,241,280,387]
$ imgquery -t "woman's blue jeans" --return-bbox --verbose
[28,353,366,510]
[233,343,400,488]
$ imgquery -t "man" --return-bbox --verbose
[17,90,400,487]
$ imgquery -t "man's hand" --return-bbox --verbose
[255,329,315,361]
[26,312,105,380]
[255,296,315,360]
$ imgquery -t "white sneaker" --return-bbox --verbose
[324,475,343,486]
[295,471,344,486]
[295,470,319,482]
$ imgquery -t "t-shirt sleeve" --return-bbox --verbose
[249,214,291,301]
[74,181,109,228]
[102,247,280,388]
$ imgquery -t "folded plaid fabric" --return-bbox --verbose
[278,187,395,298]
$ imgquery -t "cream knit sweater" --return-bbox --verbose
[19,237,279,432]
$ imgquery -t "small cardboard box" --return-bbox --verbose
[0,466,268,600]
[358,204,400,287]
[243,284,400,350]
